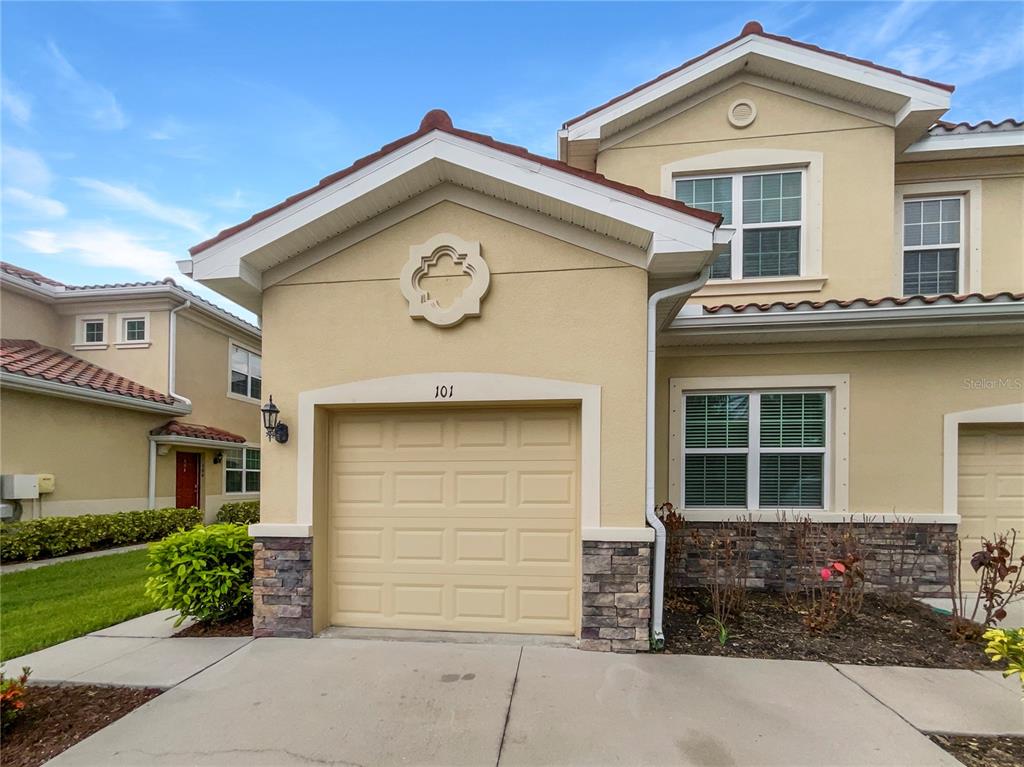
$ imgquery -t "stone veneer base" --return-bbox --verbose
[253,537,313,638]
[581,540,652,653]
[668,521,958,598]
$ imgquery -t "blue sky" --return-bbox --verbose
[3,1,1022,321]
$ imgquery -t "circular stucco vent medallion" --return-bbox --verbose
[400,233,490,328]
[728,99,757,128]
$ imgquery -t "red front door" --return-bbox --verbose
[175,452,201,509]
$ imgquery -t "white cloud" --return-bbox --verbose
[14,224,178,280]
[74,178,205,233]
[3,188,67,218]
[2,146,54,191]
[1,79,32,127]
[209,188,252,211]
[45,41,127,131]
[148,116,187,141]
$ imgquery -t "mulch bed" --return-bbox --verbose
[929,735,1024,767]
[1,684,160,767]
[664,590,998,669]
[174,613,252,638]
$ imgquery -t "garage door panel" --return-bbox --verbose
[329,406,580,636]
[958,425,1024,588]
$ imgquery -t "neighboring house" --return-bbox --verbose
[184,22,1023,651]
[0,262,263,521]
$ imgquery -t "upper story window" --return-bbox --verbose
[902,196,962,295]
[682,390,828,510]
[676,170,804,280]
[114,312,150,346]
[230,344,262,400]
[75,315,107,348]
[83,319,105,343]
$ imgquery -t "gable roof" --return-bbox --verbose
[563,21,953,131]
[558,21,953,159]
[0,338,184,410]
[185,110,729,312]
[0,260,260,337]
[189,109,720,257]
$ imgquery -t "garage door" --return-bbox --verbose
[328,406,580,635]
[958,424,1024,586]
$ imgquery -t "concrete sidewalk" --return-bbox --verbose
[44,634,1016,767]
[3,610,250,688]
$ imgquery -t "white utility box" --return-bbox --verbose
[1,474,40,500]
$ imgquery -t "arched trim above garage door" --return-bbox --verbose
[943,402,1024,517]
[293,373,602,533]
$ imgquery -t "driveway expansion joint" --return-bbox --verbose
[495,645,523,767]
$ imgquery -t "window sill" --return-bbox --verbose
[677,509,959,524]
[226,391,260,405]
[695,275,828,298]
[115,341,151,349]
[72,343,108,350]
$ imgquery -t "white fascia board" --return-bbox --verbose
[565,36,951,141]
[669,301,1024,332]
[903,131,1024,156]
[1,373,192,415]
[189,130,718,282]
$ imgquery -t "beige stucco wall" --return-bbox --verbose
[1,290,63,347]
[895,156,1024,294]
[655,337,1024,515]
[174,312,262,441]
[0,389,166,516]
[596,82,895,305]
[59,307,171,394]
[259,199,649,529]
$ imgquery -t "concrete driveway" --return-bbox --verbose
[49,636,962,767]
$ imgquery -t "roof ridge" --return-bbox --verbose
[561,20,955,129]
[1,259,260,335]
[187,109,722,257]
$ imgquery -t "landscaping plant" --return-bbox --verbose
[947,530,1024,637]
[692,518,753,639]
[215,501,260,526]
[881,515,926,609]
[982,626,1024,694]
[1,666,30,732]
[0,507,201,562]
[145,524,254,626]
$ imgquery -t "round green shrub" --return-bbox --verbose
[145,524,254,626]
[215,501,260,526]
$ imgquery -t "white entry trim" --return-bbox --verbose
[294,373,602,534]
[943,402,1024,516]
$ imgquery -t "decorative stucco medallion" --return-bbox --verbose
[400,233,490,327]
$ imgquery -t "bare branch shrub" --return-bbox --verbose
[947,529,1024,638]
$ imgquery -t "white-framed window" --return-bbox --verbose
[901,196,963,295]
[74,313,107,346]
[675,169,804,280]
[115,312,150,345]
[681,390,828,510]
[224,447,260,493]
[230,343,262,400]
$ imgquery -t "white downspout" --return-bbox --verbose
[646,265,712,649]
[149,300,193,509]
[147,438,157,509]
[168,300,193,408]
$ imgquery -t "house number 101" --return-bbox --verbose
[435,385,454,399]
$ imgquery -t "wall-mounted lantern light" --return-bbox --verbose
[213,451,224,465]
[261,396,289,444]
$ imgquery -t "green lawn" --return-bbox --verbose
[1,549,156,661]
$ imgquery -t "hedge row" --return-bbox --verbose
[215,501,260,526]
[0,507,202,563]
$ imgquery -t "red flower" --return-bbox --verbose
[820,567,832,581]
